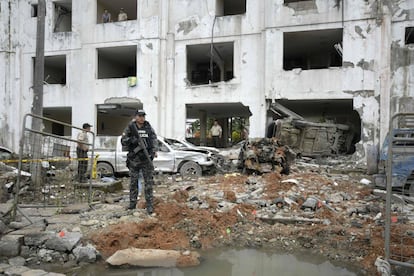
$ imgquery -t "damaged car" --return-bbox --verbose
[163,137,225,170]
[94,136,216,177]
[267,102,356,157]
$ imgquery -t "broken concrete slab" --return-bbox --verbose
[0,235,24,257]
[61,203,91,214]
[0,203,13,216]
[258,214,328,225]
[74,179,123,193]
[106,248,200,268]
[44,231,82,252]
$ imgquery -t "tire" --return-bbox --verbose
[213,154,225,172]
[97,162,114,177]
[179,161,202,177]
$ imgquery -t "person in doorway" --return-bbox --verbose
[121,109,158,214]
[118,8,128,21]
[76,123,92,183]
[210,120,222,148]
[102,9,111,23]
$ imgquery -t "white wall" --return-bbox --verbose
[0,0,413,170]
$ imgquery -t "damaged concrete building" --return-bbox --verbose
[0,0,413,168]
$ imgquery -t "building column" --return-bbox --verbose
[199,110,207,146]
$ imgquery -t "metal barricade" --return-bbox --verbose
[384,112,414,272]
[11,114,95,218]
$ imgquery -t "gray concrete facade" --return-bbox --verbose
[1,0,414,167]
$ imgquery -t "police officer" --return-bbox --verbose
[121,109,158,214]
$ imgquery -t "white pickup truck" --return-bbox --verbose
[93,136,215,177]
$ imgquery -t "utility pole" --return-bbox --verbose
[13,0,46,219]
[32,0,45,125]
[31,0,46,188]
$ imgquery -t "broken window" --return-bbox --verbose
[53,1,72,32]
[187,42,234,85]
[33,55,66,85]
[97,46,136,79]
[96,0,137,23]
[405,27,414,44]
[216,0,246,16]
[31,4,38,17]
[283,29,343,70]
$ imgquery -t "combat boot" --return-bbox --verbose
[146,202,153,215]
[127,201,137,210]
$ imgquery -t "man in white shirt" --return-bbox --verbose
[118,8,128,21]
[210,120,222,148]
[76,123,91,183]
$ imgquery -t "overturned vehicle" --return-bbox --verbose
[266,102,357,158]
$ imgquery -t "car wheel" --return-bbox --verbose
[213,154,225,171]
[97,162,114,177]
[179,161,202,177]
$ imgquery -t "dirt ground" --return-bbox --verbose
[86,161,414,275]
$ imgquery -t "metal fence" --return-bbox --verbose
[384,112,414,272]
[12,114,95,217]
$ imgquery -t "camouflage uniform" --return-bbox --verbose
[121,120,158,214]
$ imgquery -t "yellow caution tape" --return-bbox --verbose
[1,157,92,163]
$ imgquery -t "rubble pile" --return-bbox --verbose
[1,156,414,274]
[0,162,32,203]
[238,138,296,174]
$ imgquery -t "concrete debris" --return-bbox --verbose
[258,215,328,225]
[0,153,413,275]
[106,248,200,268]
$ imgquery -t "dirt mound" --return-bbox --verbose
[90,199,256,258]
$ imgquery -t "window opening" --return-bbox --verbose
[97,0,137,23]
[31,4,38,17]
[97,46,136,79]
[187,42,234,85]
[405,27,414,44]
[33,55,67,85]
[216,0,246,16]
[42,107,72,136]
[283,28,343,70]
[53,1,72,32]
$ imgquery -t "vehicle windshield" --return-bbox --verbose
[164,138,187,150]
[180,139,196,148]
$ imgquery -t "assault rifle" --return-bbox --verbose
[130,122,154,170]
